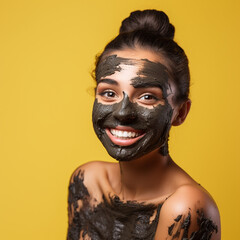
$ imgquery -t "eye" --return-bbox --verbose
[138,93,159,105]
[140,94,157,100]
[98,90,118,102]
[101,91,116,98]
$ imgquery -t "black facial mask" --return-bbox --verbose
[92,55,173,161]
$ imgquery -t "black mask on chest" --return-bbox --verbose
[92,55,174,161]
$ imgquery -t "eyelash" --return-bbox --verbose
[99,90,117,98]
[139,94,159,101]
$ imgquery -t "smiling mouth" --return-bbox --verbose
[110,129,142,139]
[105,127,145,146]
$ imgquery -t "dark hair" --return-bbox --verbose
[94,9,190,104]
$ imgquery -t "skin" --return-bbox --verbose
[67,48,221,240]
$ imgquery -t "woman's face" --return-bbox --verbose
[92,48,179,161]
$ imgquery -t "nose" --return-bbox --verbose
[112,93,137,123]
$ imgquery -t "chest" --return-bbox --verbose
[69,196,162,239]
[67,171,162,240]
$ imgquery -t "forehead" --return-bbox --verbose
[103,64,139,82]
[96,55,168,80]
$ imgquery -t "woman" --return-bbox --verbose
[67,10,221,240]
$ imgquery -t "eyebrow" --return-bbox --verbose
[97,78,119,85]
[131,79,163,89]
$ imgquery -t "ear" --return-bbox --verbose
[172,99,191,126]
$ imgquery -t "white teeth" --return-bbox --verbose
[123,131,128,137]
[110,129,141,138]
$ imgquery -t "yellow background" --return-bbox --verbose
[0,0,239,239]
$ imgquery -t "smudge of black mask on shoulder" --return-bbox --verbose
[167,210,218,239]
[92,55,173,161]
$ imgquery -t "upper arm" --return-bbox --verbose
[67,165,90,240]
[67,166,89,222]
[67,161,104,240]
[154,185,221,240]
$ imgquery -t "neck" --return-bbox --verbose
[118,148,172,201]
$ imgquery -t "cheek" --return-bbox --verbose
[92,100,114,122]
[137,105,173,129]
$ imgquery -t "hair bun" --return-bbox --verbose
[119,10,175,40]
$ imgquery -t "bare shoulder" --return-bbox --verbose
[155,184,221,240]
[70,160,112,180]
[69,161,117,200]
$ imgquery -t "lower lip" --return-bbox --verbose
[105,128,145,146]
